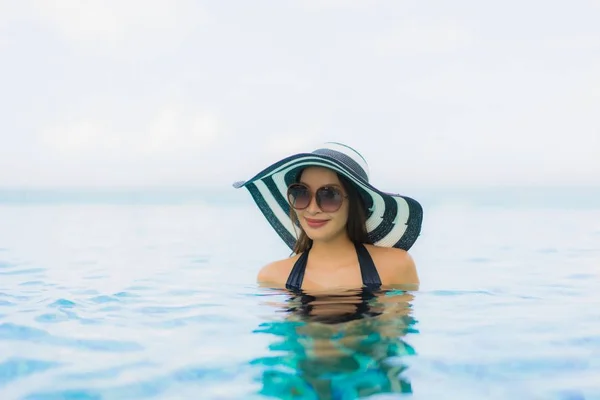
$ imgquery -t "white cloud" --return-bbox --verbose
[39,118,114,154]
[294,0,375,11]
[0,2,27,47]
[541,34,600,51]
[38,103,223,161]
[264,134,322,158]
[373,19,474,55]
[0,2,20,25]
[1,1,599,189]
[145,105,220,156]
[29,0,207,50]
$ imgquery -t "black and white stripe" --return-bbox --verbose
[234,143,422,251]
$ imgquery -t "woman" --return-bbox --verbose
[233,142,423,292]
[251,290,417,398]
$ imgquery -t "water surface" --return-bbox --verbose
[0,187,599,399]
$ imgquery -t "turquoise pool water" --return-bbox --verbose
[0,188,599,399]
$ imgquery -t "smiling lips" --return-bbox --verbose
[304,218,330,228]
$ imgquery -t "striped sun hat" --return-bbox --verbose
[233,142,423,252]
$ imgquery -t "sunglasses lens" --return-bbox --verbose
[287,185,311,209]
[316,187,343,212]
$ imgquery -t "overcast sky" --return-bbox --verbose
[1,0,598,191]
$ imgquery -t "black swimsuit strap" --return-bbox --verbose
[285,250,309,291]
[285,243,382,291]
[355,243,382,290]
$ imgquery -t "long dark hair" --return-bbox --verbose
[290,171,371,255]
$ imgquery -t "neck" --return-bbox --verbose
[308,233,356,262]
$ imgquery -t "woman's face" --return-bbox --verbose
[294,167,349,243]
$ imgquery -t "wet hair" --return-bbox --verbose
[290,169,371,255]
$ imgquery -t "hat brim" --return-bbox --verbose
[233,153,423,251]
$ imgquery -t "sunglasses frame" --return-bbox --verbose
[286,182,348,213]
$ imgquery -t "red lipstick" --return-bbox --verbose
[305,218,329,229]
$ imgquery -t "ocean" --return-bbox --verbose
[0,186,599,400]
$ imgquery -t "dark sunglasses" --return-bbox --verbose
[286,183,347,212]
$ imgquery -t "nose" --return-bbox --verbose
[305,194,321,214]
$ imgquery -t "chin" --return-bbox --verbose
[301,225,343,243]
[305,232,332,242]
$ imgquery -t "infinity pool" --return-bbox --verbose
[1,189,598,399]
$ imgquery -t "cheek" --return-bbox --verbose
[295,211,313,231]
[294,211,305,226]
[333,205,350,226]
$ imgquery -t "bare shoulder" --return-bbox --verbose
[364,244,419,286]
[257,254,301,288]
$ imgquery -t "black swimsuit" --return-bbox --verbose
[285,243,382,291]
[283,243,383,323]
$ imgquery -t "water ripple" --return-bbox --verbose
[49,299,77,308]
[0,323,143,352]
[62,362,156,381]
[24,365,247,400]
[1,201,599,399]
[0,357,62,387]
[123,285,153,292]
[35,313,75,323]
[23,390,103,400]
[153,314,230,329]
[429,290,496,297]
[19,281,46,286]
[0,267,45,276]
[89,295,121,304]
[466,257,492,263]
[113,291,140,298]
[0,292,32,302]
[135,304,203,314]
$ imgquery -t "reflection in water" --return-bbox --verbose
[251,288,418,399]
